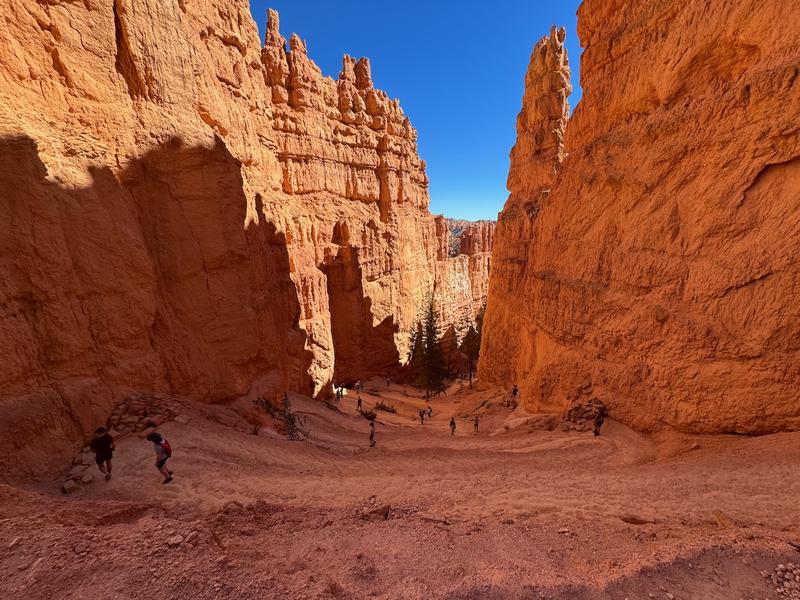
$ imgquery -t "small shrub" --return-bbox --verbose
[253,395,309,441]
[374,401,397,414]
[282,396,309,441]
[361,409,377,422]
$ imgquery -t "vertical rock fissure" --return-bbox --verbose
[113,0,146,99]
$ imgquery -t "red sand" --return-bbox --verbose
[1,379,799,599]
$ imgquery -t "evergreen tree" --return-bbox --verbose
[419,300,447,395]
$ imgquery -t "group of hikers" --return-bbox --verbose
[358,376,497,448]
[89,379,607,476]
[88,426,174,485]
[361,378,605,448]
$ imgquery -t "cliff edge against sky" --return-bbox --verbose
[480,0,800,434]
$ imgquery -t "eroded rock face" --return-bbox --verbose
[480,1,800,433]
[0,2,483,478]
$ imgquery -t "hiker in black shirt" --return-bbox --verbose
[89,427,115,481]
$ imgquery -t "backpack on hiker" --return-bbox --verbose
[160,438,172,457]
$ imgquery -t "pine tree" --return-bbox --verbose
[420,300,447,395]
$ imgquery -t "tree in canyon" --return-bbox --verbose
[410,301,448,396]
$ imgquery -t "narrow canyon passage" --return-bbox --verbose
[2,381,799,599]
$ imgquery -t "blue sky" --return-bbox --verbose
[250,1,583,221]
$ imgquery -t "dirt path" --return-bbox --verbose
[1,380,799,599]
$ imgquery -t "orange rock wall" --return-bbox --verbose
[480,0,800,433]
[0,1,486,478]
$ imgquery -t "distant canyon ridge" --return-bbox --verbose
[1,0,799,479]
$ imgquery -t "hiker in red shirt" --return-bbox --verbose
[146,432,174,484]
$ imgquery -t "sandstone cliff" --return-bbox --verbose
[480,0,800,434]
[0,1,486,478]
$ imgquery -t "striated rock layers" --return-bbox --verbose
[435,219,494,338]
[0,2,486,478]
[480,1,800,434]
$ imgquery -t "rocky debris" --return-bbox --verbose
[712,510,738,529]
[479,1,800,434]
[67,465,88,481]
[620,515,656,525]
[107,394,182,438]
[562,398,607,432]
[764,563,800,598]
[167,535,184,547]
[62,480,78,494]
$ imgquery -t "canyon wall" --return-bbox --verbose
[0,1,486,478]
[480,0,800,433]
[435,219,494,339]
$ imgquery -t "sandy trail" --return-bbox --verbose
[1,379,799,599]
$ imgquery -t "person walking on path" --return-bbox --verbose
[418,409,425,424]
[357,396,363,413]
[146,432,173,484]
[369,422,376,448]
[593,408,606,437]
[512,384,519,399]
[474,415,479,434]
[90,427,115,481]
[449,417,456,436]
[386,376,390,388]
[427,406,433,418]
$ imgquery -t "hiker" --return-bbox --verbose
[89,426,115,481]
[512,384,519,398]
[419,409,425,424]
[427,406,433,418]
[146,432,173,484]
[593,408,606,437]
[386,376,391,388]
[474,415,479,434]
[369,422,376,448]
[357,396,363,412]
[355,380,362,393]
[449,417,456,436]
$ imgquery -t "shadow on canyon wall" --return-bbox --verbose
[0,134,313,479]
[324,224,400,384]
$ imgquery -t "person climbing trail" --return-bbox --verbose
[146,432,173,484]
[369,422,376,448]
[449,417,456,436]
[357,396,363,412]
[89,426,115,481]
[427,406,433,418]
[593,407,606,437]
[419,409,425,424]
[512,384,519,399]
[386,376,391,388]
[474,415,479,434]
